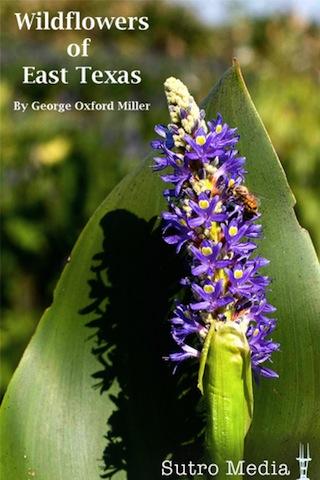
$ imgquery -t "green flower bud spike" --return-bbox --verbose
[199,320,253,479]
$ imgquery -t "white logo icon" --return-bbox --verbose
[297,443,311,480]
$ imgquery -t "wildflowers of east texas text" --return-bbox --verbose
[14,11,150,85]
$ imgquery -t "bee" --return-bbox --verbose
[228,183,259,218]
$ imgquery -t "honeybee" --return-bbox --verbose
[228,184,259,218]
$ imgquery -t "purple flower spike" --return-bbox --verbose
[152,77,279,379]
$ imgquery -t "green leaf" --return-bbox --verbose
[1,62,319,480]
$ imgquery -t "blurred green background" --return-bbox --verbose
[1,0,319,400]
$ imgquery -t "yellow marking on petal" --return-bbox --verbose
[204,284,214,294]
[199,199,209,209]
[229,226,238,237]
[228,178,235,188]
[253,328,259,337]
[201,246,213,256]
[215,124,223,133]
[196,135,206,146]
[179,219,187,226]
[234,269,244,280]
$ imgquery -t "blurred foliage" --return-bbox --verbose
[1,0,319,399]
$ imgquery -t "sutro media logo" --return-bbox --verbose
[296,443,311,480]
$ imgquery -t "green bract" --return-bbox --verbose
[202,320,253,479]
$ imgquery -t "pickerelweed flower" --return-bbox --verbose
[152,77,279,379]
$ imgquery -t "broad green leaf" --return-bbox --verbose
[1,62,319,480]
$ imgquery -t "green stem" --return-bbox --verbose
[201,320,253,479]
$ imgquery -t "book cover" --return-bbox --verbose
[1,1,319,479]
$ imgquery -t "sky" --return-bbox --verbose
[173,0,320,24]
